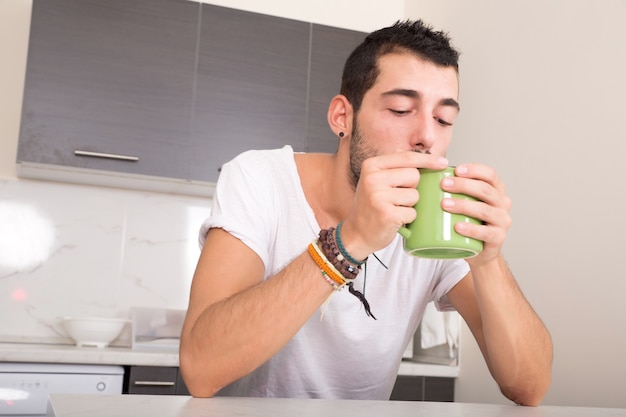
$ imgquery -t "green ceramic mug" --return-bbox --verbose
[398,167,483,259]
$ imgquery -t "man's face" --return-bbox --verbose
[348,52,460,188]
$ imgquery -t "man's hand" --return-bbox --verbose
[339,151,449,260]
[440,163,512,265]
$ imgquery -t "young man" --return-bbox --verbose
[180,20,552,405]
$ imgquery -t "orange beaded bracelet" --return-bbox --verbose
[307,240,346,290]
[307,230,377,320]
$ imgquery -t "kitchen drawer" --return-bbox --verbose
[390,375,455,402]
[125,366,180,395]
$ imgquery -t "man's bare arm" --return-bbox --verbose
[179,228,333,397]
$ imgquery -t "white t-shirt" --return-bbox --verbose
[199,145,469,400]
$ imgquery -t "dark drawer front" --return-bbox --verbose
[390,375,455,402]
[126,366,178,395]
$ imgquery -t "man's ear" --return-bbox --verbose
[327,94,353,137]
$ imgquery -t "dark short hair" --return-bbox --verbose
[340,20,460,113]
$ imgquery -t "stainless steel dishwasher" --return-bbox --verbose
[0,363,124,417]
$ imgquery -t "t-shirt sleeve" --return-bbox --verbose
[431,259,470,312]
[198,151,276,270]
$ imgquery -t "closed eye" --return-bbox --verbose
[436,117,453,126]
[390,109,411,116]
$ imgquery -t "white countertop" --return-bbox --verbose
[46,394,626,417]
[0,342,179,367]
[0,342,459,377]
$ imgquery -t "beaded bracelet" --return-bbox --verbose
[319,228,360,280]
[307,241,346,290]
[336,222,366,266]
[308,228,377,320]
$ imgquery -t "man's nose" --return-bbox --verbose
[411,113,436,152]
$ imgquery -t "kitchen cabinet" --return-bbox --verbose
[124,366,189,395]
[390,375,455,402]
[0,343,458,399]
[306,24,365,153]
[17,0,366,193]
[176,369,190,395]
[188,5,310,183]
[17,0,199,181]
[125,365,452,400]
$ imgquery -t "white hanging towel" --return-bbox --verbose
[420,302,460,358]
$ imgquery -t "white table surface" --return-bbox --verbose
[46,394,626,417]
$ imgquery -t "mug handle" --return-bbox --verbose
[398,226,411,239]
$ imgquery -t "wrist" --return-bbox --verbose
[335,221,369,263]
[309,227,376,320]
[468,255,510,284]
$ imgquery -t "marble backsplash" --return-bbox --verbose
[0,178,211,345]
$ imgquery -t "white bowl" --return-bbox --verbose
[63,317,128,348]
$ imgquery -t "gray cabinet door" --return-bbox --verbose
[189,5,310,183]
[18,0,366,191]
[306,24,365,153]
[18,0,199,180]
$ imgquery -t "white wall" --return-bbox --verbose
[2,0,626,408]
[0,0,29,179]
[189,0,405,32]
[0,1,210,346]
[407,0,626,408]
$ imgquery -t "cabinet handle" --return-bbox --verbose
[133,380,176,386]
[74,150,139,162]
